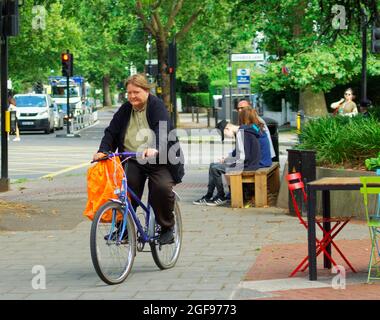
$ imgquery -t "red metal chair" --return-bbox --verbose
[287,172,356,277]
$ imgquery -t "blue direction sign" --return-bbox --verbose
[237,69,250,88]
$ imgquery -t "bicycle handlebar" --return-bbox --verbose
[91,151,140,163]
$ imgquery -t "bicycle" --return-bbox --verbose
[90,151,183,285]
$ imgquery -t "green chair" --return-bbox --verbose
[360,174,380,283]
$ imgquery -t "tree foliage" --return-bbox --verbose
[250,0,380,95]
[7,0,380,115]
[9,1,82,91]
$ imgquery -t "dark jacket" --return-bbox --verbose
[98,94,185,184]
[228,125,262,171]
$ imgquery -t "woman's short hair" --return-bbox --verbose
[125,74,151,91]
[238,108,264,130]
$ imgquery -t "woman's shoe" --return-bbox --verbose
[159,228,174,245]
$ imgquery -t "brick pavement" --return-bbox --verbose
[238,238,380,300]
[263,283,380,300]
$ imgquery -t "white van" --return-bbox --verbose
[14,94,55,134]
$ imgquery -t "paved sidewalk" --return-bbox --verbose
[0,122,375,300]
[0,192,289,299]
[0,165,372,300]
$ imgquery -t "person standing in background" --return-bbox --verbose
[330,88,358,117]
[8,91,21,142]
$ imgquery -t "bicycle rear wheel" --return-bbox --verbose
[150,200,182,270]
[90,201,136,285]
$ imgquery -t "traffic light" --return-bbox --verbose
[61,52,73,77]
[371,23,380,54]
[168,41,177,74]
[2,0,20,37]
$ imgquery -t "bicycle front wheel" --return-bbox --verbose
[90,201,136,285]
[150,200,182,270]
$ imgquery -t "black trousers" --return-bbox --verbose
[126,159,175,230]
[207,162,227,198]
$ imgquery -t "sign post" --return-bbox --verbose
[225,52,264,122]
[237,68,251,89]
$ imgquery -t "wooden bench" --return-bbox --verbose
[225,162,280,208]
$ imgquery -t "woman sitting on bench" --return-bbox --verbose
[193,109,270,207]
[239,108,272,168]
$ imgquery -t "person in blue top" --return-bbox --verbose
[241,108,272,168]
[237,99,276,160]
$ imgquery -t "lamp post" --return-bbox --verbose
[360,7,374,108]
[228,49,232,122]
[360,8,368,107]
[146,33,153,84]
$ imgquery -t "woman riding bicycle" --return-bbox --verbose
[93,74,184,245]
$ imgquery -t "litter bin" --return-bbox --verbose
[287,149,316,216]
[262,117,279,162]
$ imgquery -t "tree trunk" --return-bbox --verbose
[156,37,171,111]
[103,75,112,107]
[299,86,327,117]
[161,72,171,110]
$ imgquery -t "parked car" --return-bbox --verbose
[53,103,64,130]
[14,93,55,134]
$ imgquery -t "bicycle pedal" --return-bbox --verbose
[159,239,175,245]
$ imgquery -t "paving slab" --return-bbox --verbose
[0,153,372,300]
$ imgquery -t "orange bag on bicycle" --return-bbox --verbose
[83,157,124,222]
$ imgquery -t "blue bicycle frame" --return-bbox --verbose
[100,152,158,244]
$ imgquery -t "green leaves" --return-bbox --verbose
[298,115,380,169]
[8,0,380,103]
[365,153,380,171]
[254,36,369,93]
[9,1,83,89]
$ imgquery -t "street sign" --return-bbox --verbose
[237,69,250,88]
[145,59,158,65]
[145,59,159,77]
[231,53,264,62]
[130,64,137,76]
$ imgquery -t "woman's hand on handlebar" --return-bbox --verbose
[142,148,158,159]
[93,152,108,162]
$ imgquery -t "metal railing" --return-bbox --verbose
[191,106,221,127]
[67,111,97,133]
